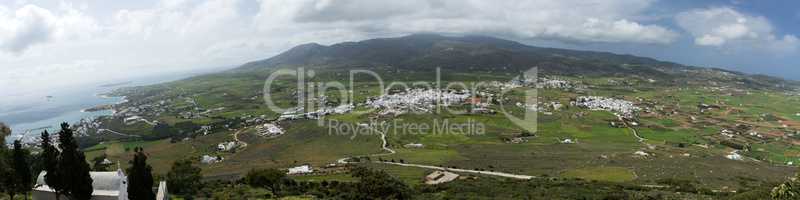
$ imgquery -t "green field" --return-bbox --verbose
[561,166,637,182]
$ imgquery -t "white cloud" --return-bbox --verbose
[254,0,678,44]
[0,0,254,97]
[676,7,799,52]
[0,5,57,53]
[0,0,680,97]
[0,4,98,54]
[2,0,799,108]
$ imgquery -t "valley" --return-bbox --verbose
[56,34,800,198]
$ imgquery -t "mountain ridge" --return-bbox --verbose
[232,34,794,89]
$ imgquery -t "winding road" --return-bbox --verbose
[376,128,396,155]
[618,115,645,142]
[97,128,141,138]
[232,128,249,149]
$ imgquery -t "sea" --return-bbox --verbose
[1,72,198,144]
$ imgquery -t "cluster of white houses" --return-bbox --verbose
[115,99,172,124]
[366,89,471,115]
[73,118,103,136]
[536,78,576,89]
[572,96,639,118]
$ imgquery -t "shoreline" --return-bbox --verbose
[7,95,125,145]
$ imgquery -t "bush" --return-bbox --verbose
[244,168,288,197]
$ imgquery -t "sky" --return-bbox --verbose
[1,0,799,100]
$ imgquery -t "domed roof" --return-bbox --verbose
[36,169,126,192]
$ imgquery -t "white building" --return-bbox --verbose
[257,123,284,137]
[33,169,168,200]
[217,141,238,151]
[123,116,142,125]
[424,171,459,185]
[725,152,743,161]
[403,143,424,148]
[537,78,574,89]
[287,165,313,175]
[201,155,222,164]
[199,126,212,135]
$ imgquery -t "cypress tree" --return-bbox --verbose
[41,130,63,200]
[12,140,32,200]
[56,122,94,200]
[128,147,155,200]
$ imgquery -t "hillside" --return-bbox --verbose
[232,34,794,89]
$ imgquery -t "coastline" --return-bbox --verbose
[5,92,125,145]
[5,71,194,144]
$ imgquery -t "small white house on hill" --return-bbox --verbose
[33,169,128,200]
[33,168,168,200]
[288,165,313,175]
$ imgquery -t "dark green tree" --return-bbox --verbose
[56,123,94,200]
[244,168,288,197]
[350,166,412,200]
[152,123,174,139]
[166,159,202,196]
[128,147,155,200]
[174,121,200,134]
[0,122,12,199]
[41,130,64,200]
[12,140,33,199]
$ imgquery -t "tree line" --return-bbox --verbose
[162,163,413,200]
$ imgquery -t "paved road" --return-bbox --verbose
[376,128,396,155]
[97,129,141,137]
[380,161,535,180]
[233,128,249,149]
